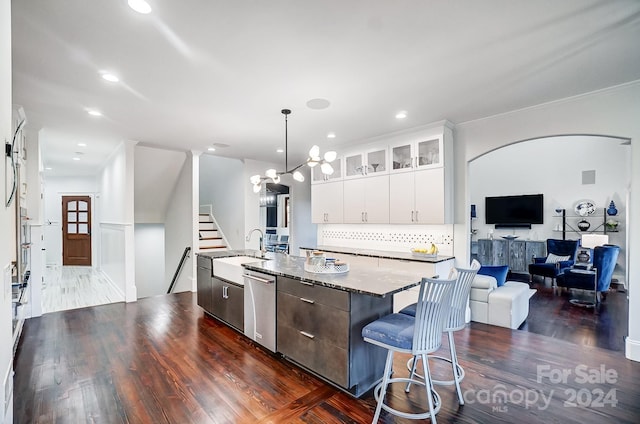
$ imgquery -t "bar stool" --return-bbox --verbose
[401,260,480,404]
[362,277,455,423]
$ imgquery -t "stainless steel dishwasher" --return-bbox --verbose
[243,270,276,352]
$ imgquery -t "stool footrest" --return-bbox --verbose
[374,377,442,419]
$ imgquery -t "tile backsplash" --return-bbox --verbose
[318,224,454,255]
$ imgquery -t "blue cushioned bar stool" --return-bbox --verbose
[362,277,455,423]
[401,260,481,405]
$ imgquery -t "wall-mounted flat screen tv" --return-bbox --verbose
[485,194,544,226]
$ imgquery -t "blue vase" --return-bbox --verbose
[607,201,618,216]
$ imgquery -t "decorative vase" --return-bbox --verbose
[607,201,618,216]
[577,220,591,231]
[577,250,591,263]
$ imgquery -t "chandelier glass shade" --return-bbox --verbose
[250,109,336,193]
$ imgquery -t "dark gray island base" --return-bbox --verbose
[196,251,424,398]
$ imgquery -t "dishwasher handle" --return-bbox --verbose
[243,274,274,284]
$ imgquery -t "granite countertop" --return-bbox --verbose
[300,245,454,263]
[196,250,424,297]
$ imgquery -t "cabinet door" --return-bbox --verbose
[211,277,225,318]
[389,172,415,223]
[526,241,546,262]
[509,240,527,272]
[492,240,509,266]
[415,136,443,169]
[311,182,343,223]
[343,179,366,223]
[224,283,244,331]
[344,153,365,178]
[390,142,414,173]
[364,174,389,223]
[477,239,494,265]
[324,181,344,223]
[366,148,388,175]
[414,168,445,224]
[196,264,213,313]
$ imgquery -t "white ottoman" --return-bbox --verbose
[470,276,536,329]
[488,282,536,329]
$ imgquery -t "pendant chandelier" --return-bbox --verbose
[250,108,337,193]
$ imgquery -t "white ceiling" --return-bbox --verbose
[11,0,640,176]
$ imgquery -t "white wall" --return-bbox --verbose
[134,145,186,223]
[469,135,629,279]
[288,167,316,255]
[164,153,194,293]
[98,141,136,301]
[453,81,640,361]
[42,176,99,266]
[200,155,245,249]
[1,1,14,421]
[134,224,165,298]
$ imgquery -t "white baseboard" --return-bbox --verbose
[625,337,640,362]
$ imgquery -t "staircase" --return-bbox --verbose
[198,211,227,251]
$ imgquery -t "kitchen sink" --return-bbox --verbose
[212,256,267,285]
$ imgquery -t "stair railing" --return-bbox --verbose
[167,246,191,294]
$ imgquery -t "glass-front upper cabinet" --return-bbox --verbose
[311,156,343,183]
[344,148,388,179]
[390,135,443,173]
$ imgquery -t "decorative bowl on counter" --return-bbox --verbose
[501,235,519,240]
[304,261,349,274]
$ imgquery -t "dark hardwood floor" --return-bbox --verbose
[518,274,628,352]
[14,292,640,423]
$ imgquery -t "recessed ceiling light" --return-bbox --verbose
[88,110,102,117]
[207,147,216,152]
[128,0,152,14]
[327,132,336,139]
[45,167,52,171]
[77,143,87,147]
[73,157,81,161]
[276,148,284,153]
[395,111,408,119]
[101,73,119,83]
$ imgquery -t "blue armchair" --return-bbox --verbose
[556,245,620,305]
[528,239,579,285]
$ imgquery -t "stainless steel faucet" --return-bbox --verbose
[246,228,265,257]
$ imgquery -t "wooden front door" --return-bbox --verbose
[62,195,92,266]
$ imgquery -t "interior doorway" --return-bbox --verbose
[62,195,92,266]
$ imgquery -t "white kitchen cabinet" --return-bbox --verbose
[390,135,443,173]
[311,156,343,183]
[311,181,343,223]
[343,174,389,223]
[344,148,388,179]
[389,163,447,224]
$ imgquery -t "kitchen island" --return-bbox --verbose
[196,250,428,397]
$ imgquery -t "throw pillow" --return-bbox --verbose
[545,253,571,264]
[477,265,509,287]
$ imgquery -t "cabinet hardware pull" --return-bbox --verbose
[300,297,315,304]
[300,331,315,339]
[411,211,415,222]
[365,212,368,222]
[243,274,273,284]
[361,212,364,222]
[415,210,419,221]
